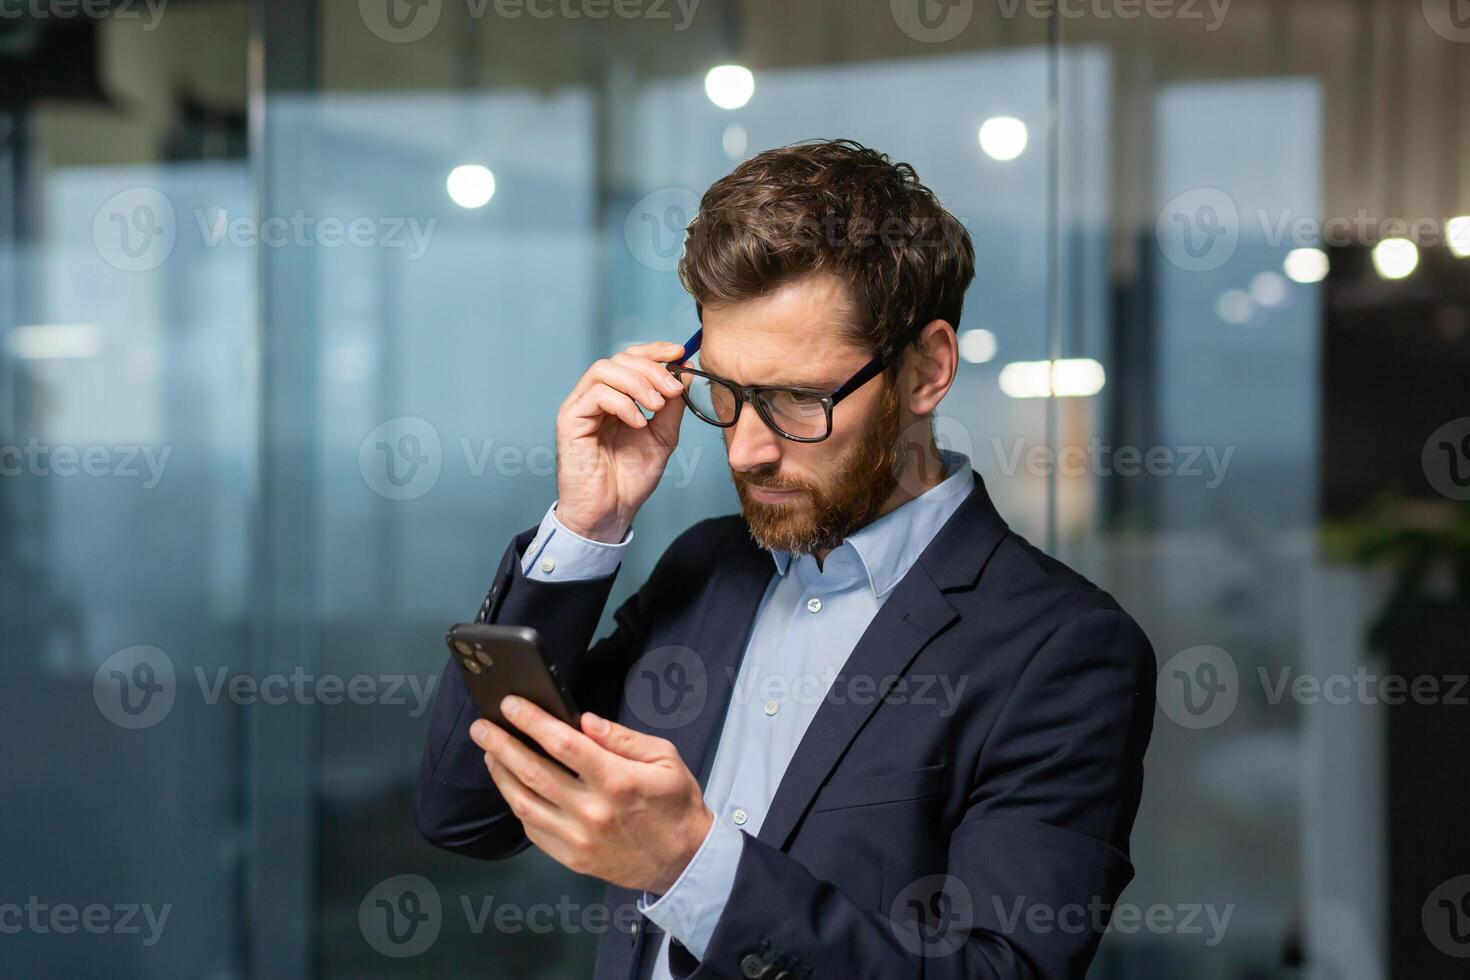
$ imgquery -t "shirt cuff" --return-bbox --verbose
[637,815,743,961]
[520,500,632,582]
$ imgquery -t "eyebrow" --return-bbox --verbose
[697,356,843,390]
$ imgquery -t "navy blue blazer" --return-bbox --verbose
[416,472,1156,979]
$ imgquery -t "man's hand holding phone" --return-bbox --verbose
[470,698,714,895]
[553,340,690,543]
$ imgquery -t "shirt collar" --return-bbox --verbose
[767,449,975,600]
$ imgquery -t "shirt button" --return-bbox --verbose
[731,808,748,826]
[806,597,822,613]
[540,556,556,573]
[763,700,779,716]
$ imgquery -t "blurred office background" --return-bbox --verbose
[2,0,1468,976]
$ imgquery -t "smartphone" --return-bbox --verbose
[446,623,580,752]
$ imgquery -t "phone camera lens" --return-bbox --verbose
[463,657,482,674]
[453,640,472,656]
[475,650,494,667]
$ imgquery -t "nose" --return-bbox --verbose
[724,401,783,474]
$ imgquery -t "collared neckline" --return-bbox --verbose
[767,449,975,600]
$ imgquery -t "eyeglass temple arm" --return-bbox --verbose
[830,354,886,403]
[669,328,703,369]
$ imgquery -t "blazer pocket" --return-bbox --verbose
[810,763,946,813]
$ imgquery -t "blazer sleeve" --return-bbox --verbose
[412,520,657,860]
[669,606,1157,980]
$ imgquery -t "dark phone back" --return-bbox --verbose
[446,624,580,740]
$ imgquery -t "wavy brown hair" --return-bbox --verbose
[677,138,975,378]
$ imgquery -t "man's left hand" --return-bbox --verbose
[470,697,714,895]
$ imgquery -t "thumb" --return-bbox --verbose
[645,386,685,446]
[580,712,669,763]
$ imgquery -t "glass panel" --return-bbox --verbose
[0,5,251,978]
[1057,4,1470,976]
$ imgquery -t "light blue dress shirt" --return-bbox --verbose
[520,449,976,977]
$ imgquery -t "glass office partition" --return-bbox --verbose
[3,1,1466,977]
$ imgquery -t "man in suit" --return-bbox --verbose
[416,139,1156,979]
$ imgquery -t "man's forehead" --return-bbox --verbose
[696,331,859,388]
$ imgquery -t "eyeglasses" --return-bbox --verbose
[665,326,907,443]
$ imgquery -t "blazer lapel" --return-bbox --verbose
[756,471,1010,851]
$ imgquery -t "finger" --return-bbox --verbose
[622,340,687,363]
[611,351,687,398]
[580,711,673,764]
[572,358,670,413]
[645,383,686,445]
[566,382,648,430]
[486,750,582,839]
[481,715,583,807]
[502,696,612,780]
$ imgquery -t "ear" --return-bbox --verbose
[905,319,957,416]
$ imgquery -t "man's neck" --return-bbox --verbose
[814,444,947,567]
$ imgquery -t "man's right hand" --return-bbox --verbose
[552,340,691,543]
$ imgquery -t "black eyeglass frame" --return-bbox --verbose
[665,325,914,443]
